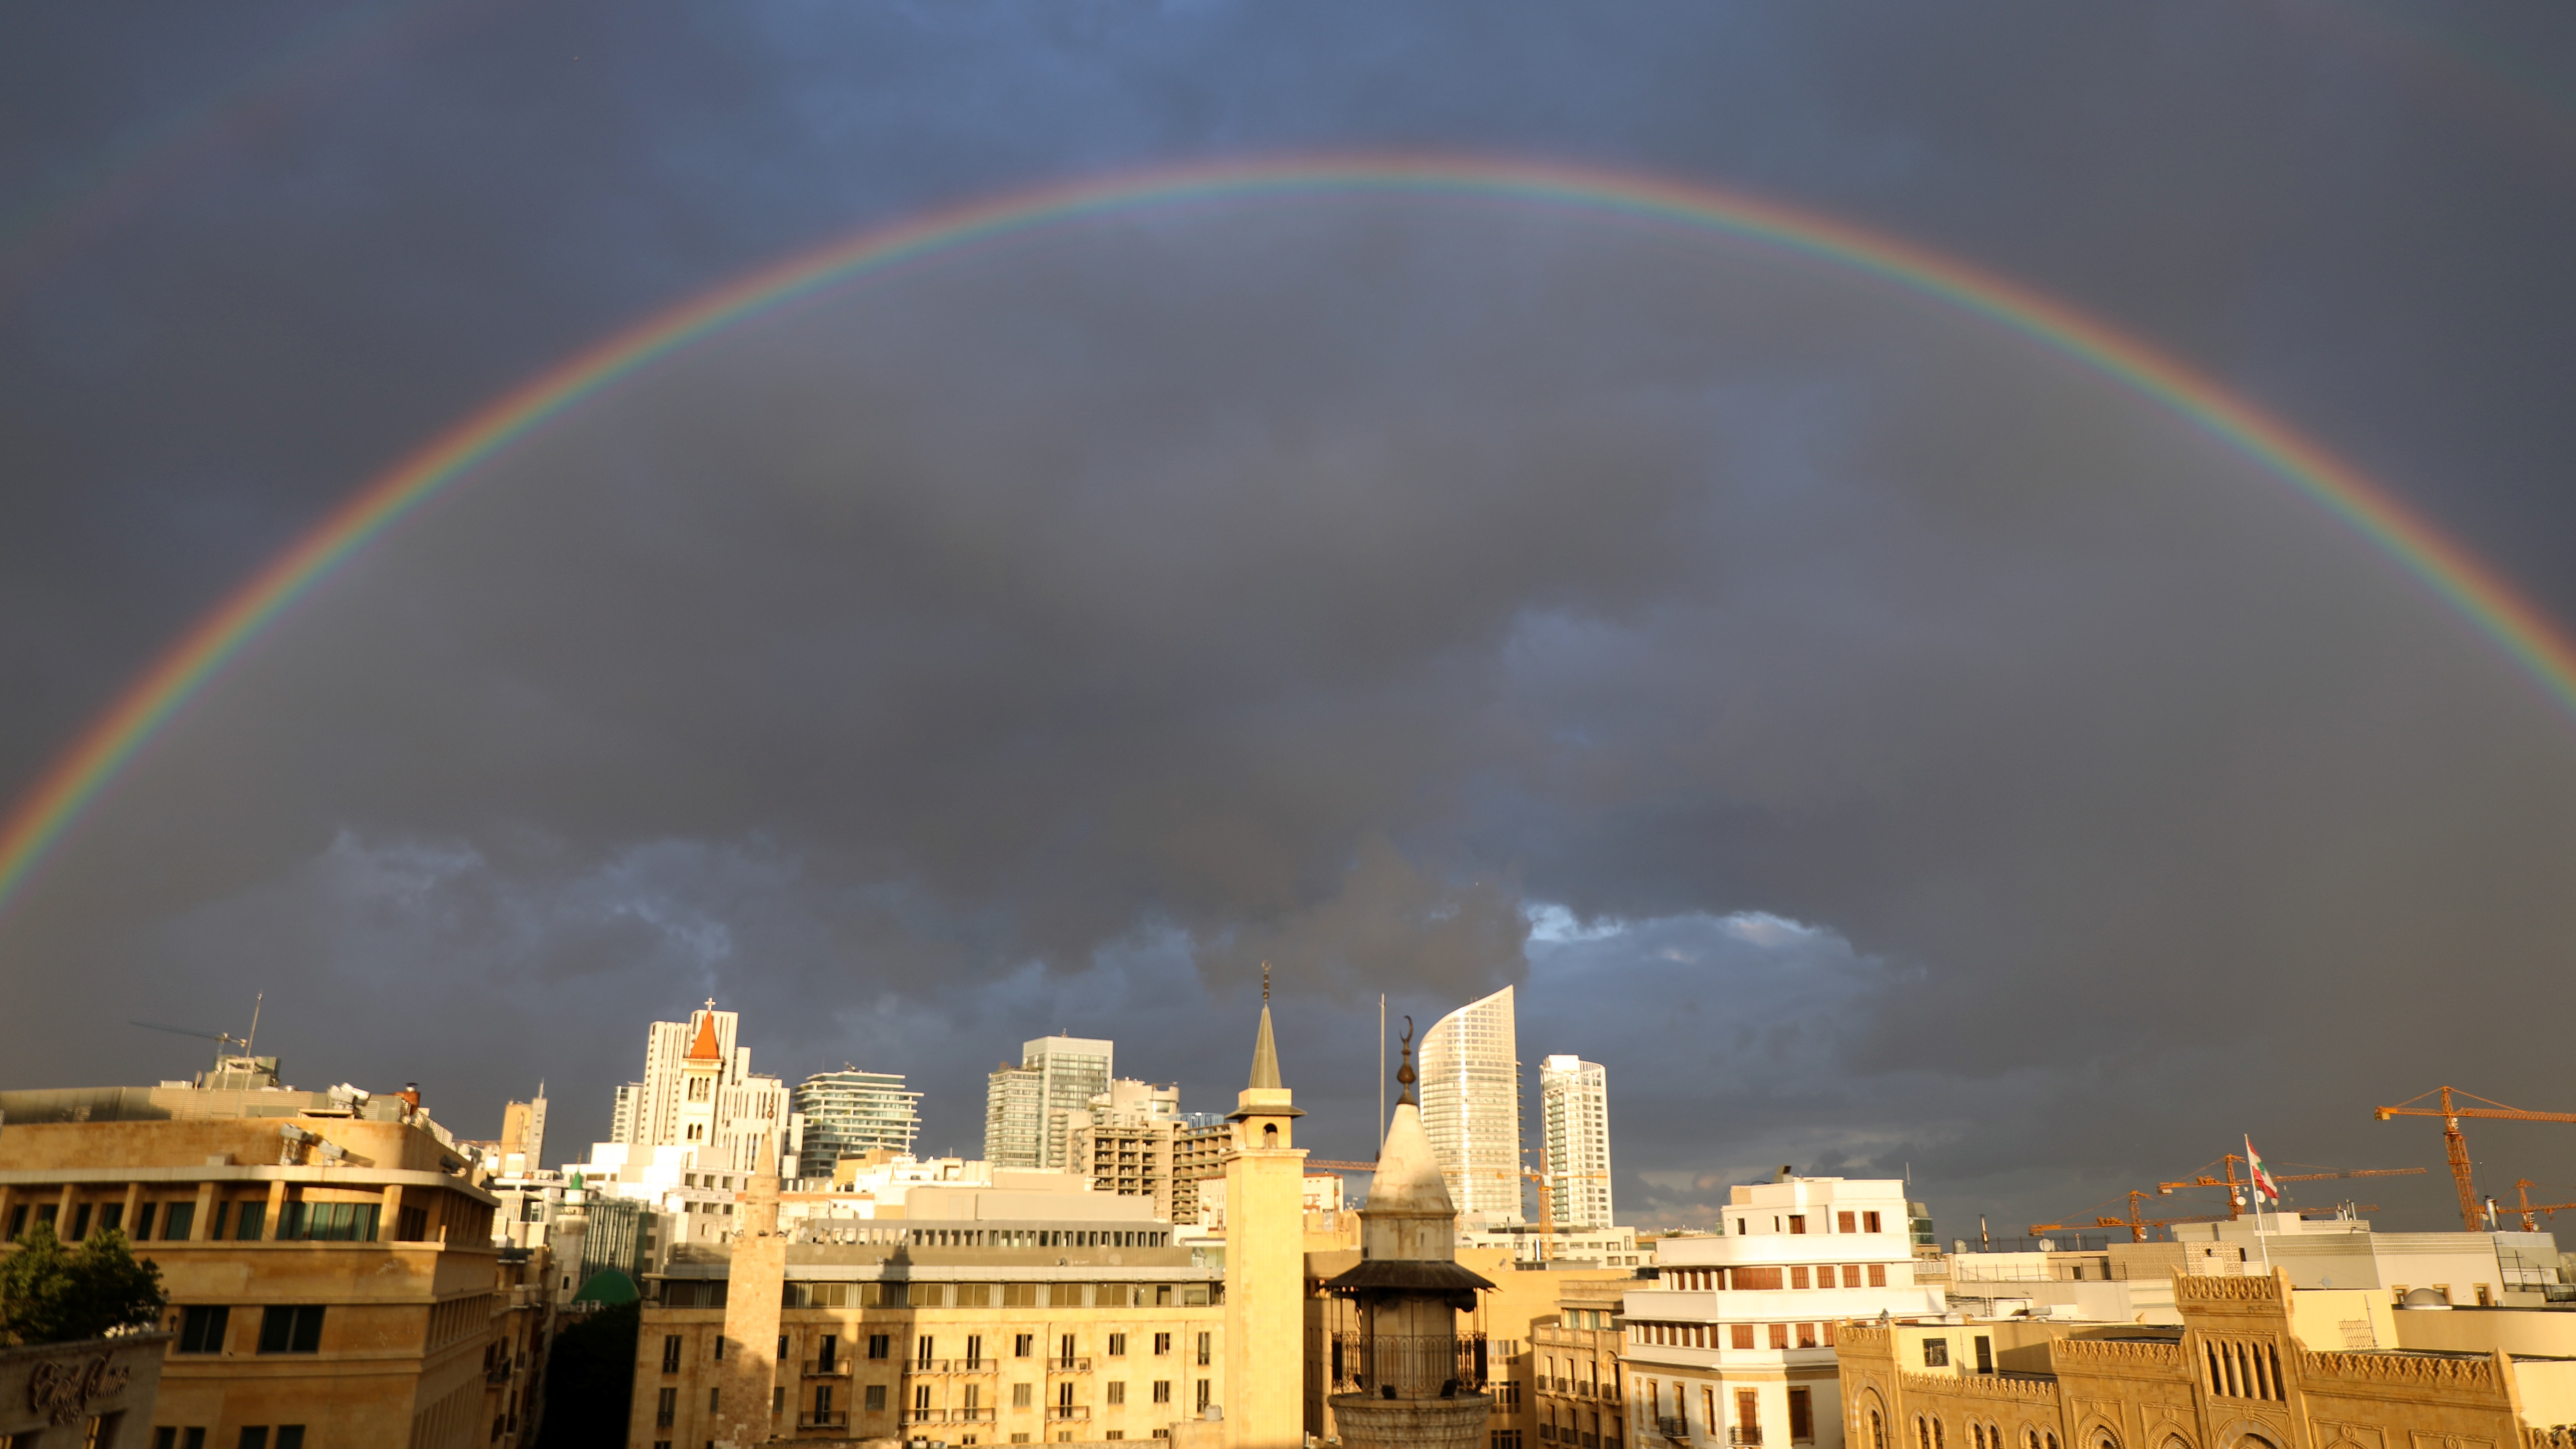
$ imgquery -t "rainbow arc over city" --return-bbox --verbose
[5,154,2574,919]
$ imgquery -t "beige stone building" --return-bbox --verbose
[1068,1081,1187,1221]
[1531,1276,1634,1449]
[628,996,1315,1449]
[0,1332,168,1447]
[0,1079,527,1449]
[1833,1270,2576,1449]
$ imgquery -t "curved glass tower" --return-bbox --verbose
[1418,984,1522,1222]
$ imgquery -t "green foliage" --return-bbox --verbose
[0,1221,169,1345]
[533,1300,638,1449]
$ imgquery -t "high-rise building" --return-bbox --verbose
[609,1081,639,1144]
[1067,1079,1184,1218]
[1539,1054,1613,1230]
[500,1087,547,1175]
[984,1061,1043,1169]
[1420,983,1522,1222]
[792,1068,922,1180]
[614,1000,799,1176]
[982,1034,1113,1172]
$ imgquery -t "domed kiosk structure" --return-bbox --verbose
[1324,1022,1495,1449]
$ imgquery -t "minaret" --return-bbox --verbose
[1324,1018,1495,1449]
[1222,966,1308,1449]
[711,1136,786,1449]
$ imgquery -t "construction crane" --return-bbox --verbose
[2156,1156,2424,1220]
[2507,1181,2576,1232]
[2030,1190,2226,1243]
[2375,1086,2576,1232]
[1304,1161,1377,1172]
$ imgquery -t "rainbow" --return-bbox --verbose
[5,154,2573,920]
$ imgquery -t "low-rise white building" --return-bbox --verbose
[1621,1174,1943,1449]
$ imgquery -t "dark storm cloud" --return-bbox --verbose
[5,1,2576,1233]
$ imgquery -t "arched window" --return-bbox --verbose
[1935,1420,1946,1449]
[1263,1123,1279,1148]
[1871,1410,1886,1449]
[1919,1416,1932,1449]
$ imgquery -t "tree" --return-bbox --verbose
[533,1300,637,1449]
[0,1221,168,1345]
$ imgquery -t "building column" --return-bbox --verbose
[264,1180,288,1241]
[56,1183,76,1234]
[120,1182,142,1236]
[191,1181,216,1240]
[382,1184,404,1241]
[0,1185,14,1237]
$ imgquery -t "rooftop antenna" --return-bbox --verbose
[1378,993,1387,1157]
[244,991,264,1056]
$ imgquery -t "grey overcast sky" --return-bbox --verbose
[5,1,2576,1237]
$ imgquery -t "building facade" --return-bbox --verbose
[1538,1057,1613,1233]
[1622,1176,1945,1449]
[794,1069,924,1182]
[1533,1277,1633,1449]
[0,1080,519,1449]
[1833,1270,2576,1449]
[986,1037,1116,1174]
[611,1002,799,1180]
[1421,987,1522,1224]
[1068,1081,1187,1221]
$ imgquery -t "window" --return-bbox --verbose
[1730,1325,1754,1351]
[1497,1434,1526,1449]
[1109,1383,1127,1405]
[1863,1211,1883,1233]
[1789,1389,1812,1442]
[709,1388,721,1413]
[1790,1266,1810,1289]
[163,1203,195,1241]
[1767,1324,1788,1350]
[237,1431,269,1449]
[866,1386,887,1412]
[71,1204,93,1241]
[656,1388,677,1427]
[1109,1333,1128,1357]
[1016,1334,1035,1358]
[1153,1381,1173,1405]
[1837,1212,1856,1233]
[663,1335,683,1373]
[819,1334,838,1371]
[1196,1332,1211,1367]
[869,1334,890,1360]
[178,1305,231,1354]
[1059,1383,1077,1411]
[916,1386,934,1415]
[920,1336,937,1367]
[1843,1265,1862,1287]
[257,1305,324,1354]
[1738,1389,1760,1433]
[1797,1324,1818,1349]
[1868,1265,1887,1288]
[1196,1380,1210,1410]
[1154,1333,1172,1356]
[968,1335,985,1366]
[1013,1385,1035,1409]
[1974,1336,1992,1374]
[1062,1334,1078,1364]
[1921,1338,1948,1368]
[1788,1216,1806,1235]
[233,1204,266,1241]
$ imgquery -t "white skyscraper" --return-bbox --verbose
[1538,1054,1613,1229]
[984,1034,1114,1171]
[1420,984,1522,1222]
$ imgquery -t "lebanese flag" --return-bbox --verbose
[2245,1136,2281,1202]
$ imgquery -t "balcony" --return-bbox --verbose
[907,1409,997,1425]
[1656,1419,1687,1441]
[905,1358,998,1375]
[804,1359,853,1377]
[1048,1357,1093,1372]
[1731,1429,1762,1446]
[486,1366,513,1386]
[1328,1333,1490,1397]
[800,1411,850,1430]
[1050,1406,1092,1422]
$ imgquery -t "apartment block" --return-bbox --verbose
[0,1073,524,1449]
[1538,1056,1613,1232]
[1623,1175,1945,1449]
[1066,1081,1183,1220]
[794,1070,924,1182]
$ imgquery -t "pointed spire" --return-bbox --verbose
[1249,963,1282,1090]
[686,1008,723,1062]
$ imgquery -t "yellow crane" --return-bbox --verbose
[2156,1156,2422,1220]
[2375,1086,2576,1232]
